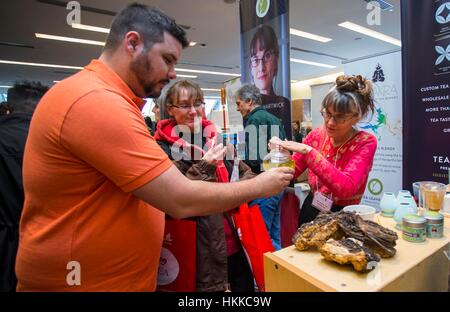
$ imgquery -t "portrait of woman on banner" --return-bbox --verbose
[249,24,290,112]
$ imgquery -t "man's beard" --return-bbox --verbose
[130,53,169,98]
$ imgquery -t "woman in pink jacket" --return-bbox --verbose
[271,75,377,226]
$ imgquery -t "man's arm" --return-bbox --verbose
[132,165,293,219]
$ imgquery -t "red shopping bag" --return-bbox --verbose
[231,203,274,291]
[157,219,196,292]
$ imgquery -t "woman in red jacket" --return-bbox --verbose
[155,80,255,292]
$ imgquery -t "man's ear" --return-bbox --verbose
[124,31,143,55]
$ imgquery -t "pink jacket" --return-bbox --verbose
[293,127,377,206]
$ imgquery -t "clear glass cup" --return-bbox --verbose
[420,182,446,212]
[412,181,433,208]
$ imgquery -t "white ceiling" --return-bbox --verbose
[0,0,401,97]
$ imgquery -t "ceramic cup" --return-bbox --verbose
[380,192,398,217]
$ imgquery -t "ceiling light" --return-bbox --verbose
[0,85,12,88]
[290,58,336,68]
[53,80,61,83]
[201,88,221,92]
[338,21,401,47]
[176,68,240,77]
[0,59,83,70]
[293,72,344,86]
[71,23,110,34]
[189,41,197,47]
[35,33,105,46]
[289,28,332,43]
[176,74,198,78]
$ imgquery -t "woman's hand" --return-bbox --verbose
[202,143,227,165]
[269,136,312,154]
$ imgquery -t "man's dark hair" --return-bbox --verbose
[104,3,189,52]
[7,81,49,113]
[0,101,11,116]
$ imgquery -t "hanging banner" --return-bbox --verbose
[401,0,450,187]
[344,51,403,208]
[239,0,292,138]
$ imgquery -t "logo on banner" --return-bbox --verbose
[435,2,450,24]
[435,44,450,65]
[256,0,270,18]
[368,178,383,196]
[372,63,385,82]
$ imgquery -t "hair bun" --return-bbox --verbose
[335,75,369,93]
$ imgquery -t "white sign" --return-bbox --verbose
[344,51,403,209]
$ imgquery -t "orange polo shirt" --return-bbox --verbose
[16,60,173,291]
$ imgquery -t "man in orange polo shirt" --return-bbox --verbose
[15,3,293,291]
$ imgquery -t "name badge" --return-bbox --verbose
[312,192,333,212]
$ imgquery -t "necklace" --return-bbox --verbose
[331,128,357,148]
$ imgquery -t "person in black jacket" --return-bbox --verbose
[0,81,48,292]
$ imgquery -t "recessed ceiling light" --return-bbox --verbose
[70,24,202,50]
[201,88,221,92]
[35,33,105,46]
[290,58,336,68]
[176,74,198,78]
[0,59,83,70]
[176,68,240,77]
[338,21,401,47]
[290,28,332,43]
[71,23,110,34]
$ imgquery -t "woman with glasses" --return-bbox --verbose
[154,80,256,292]
[270,75,377,226]
[250,25,290,111]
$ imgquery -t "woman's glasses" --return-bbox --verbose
[171,101,204,111]
[250,50,275,68]
[320,109,357,124]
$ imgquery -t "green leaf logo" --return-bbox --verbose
[368,178,383,196]
[256,0,270,18]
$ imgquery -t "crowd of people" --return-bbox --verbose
[0,3,377,292]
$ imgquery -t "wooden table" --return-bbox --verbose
[264,214,450,291]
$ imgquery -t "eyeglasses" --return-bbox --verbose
[250,50,275,68]
[320,109,357,124]
[171,101,204,111]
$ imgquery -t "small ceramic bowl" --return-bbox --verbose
[343,205,376,221]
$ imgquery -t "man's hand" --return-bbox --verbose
[254,167,294,197]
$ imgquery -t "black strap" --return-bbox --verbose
[224,212,240,243]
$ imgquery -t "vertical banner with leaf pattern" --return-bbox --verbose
[401,0,450,187]
[344,52,403,208]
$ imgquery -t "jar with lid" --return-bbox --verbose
[402,214,426,243]
[262,149,294,171]
[424,211,444,239]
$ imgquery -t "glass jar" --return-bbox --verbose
[262,149,295,171]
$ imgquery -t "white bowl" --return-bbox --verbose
[343,205,376,221]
